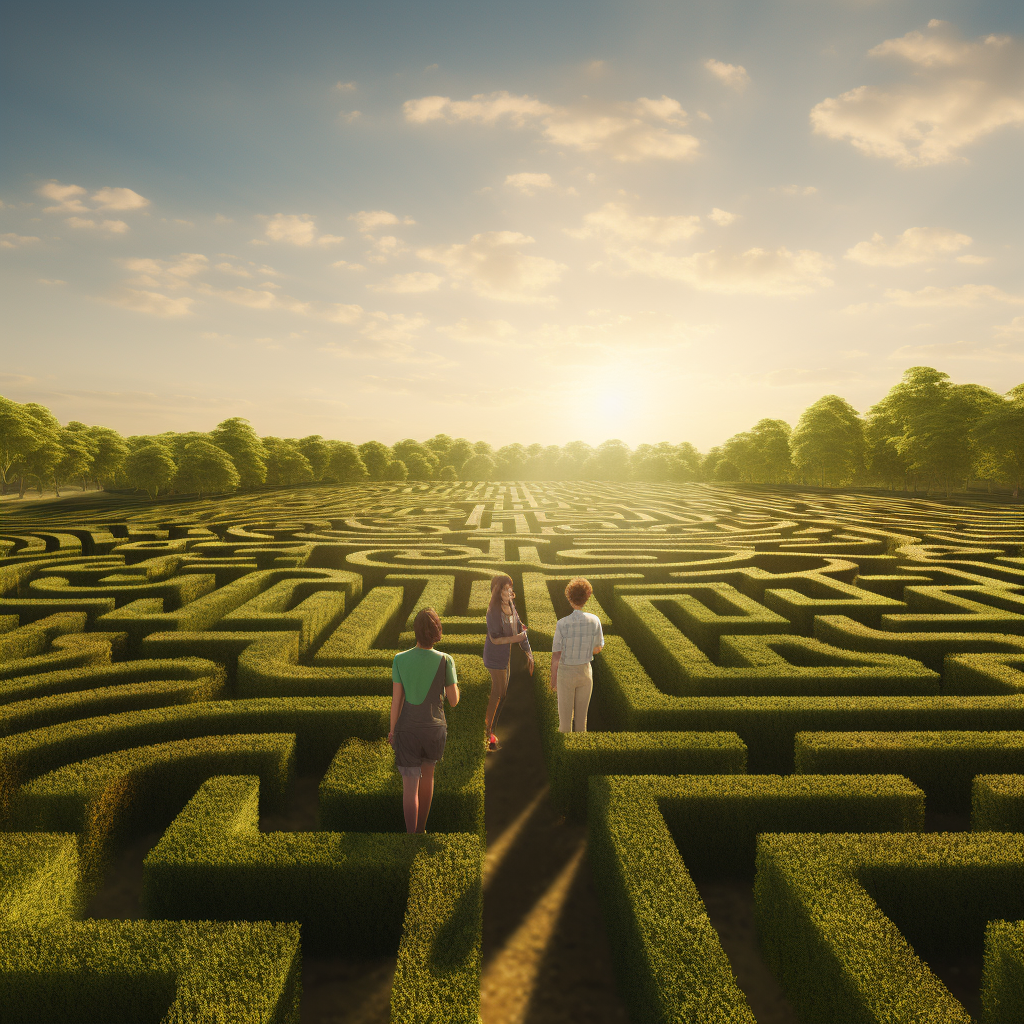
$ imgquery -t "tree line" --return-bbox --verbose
[1,367,1022,499]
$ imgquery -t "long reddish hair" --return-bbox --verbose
[488,573,514,612]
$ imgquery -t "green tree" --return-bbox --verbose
[445,438,474,473]
[175,440,240,496]
[974,384,1024,497]
[863,404,911,490]
[358,441,392,481]
[495,443,529,479]
[325,441,368,483]
[722,432,760,482]
[87,427,129,490]
[438,465,458,481]
[383,459,409,481]
[462,453,495,480]
[210,418,267,486]
[53,426,95,496]
[393,439,438,480]
[524,445,560,479]
[298,436,331,482]
[124,443,177,498]
[878,367,1001,495]
[264,438,314,486]
[425,434,454,463]
[750,419,793,483]
[17,403,63,496]
[591,439,631,480]
[555,441,594,479]
[790,395,864,487]
[0,397,43,494]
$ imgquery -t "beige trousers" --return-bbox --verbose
[556,661,593,733]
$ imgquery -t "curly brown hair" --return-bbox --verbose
[565,577,593,608]
[413,607,443,647]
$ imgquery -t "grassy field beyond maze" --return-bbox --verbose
[2,480,1024,1023]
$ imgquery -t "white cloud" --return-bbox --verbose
[419,230,566,302]
[92,187,150,211]
[0,233,40,248]
[360,312,430,343]
[338,111,361,124]
[775,185,818,196]
[704,59,750,91]
[38,278,65,285]
[811,21,1024,166]
[264,213,342,246]
[708,208,738,226]
[323,304,365,324]
[214,214,234,225]
[404,90,700,162]
[884,283,1024,307]
[366,235,409,263]
[957,254,991,265]
[616,246,834,296]
[846,227,972,266]
[889,338,1024,362]
[37,181,89,213]
[332,260,365,271]
[105,289,194,317]
[439,318,518,345]
[996,316,1024,337]
[336,81,357,91]
[371,271,444,293]
[350,210,416,234]
[66,217,129,234]
[505,172,555,195]
[201,285,310,314]
[120,253,208,290]
[569,202,702,244]
[215,262,252,278]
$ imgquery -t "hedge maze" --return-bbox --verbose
[2,481,1024,1022]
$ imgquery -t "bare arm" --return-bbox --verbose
[549,650,560,691]
[445,681,460,707]
[388,679,404,743]
[593,645,603,655]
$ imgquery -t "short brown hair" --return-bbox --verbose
[565,577,593,607]
[414,607,443,647]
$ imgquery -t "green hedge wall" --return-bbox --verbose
[0,831,301,1023]
[983,920,1024,1024]
[973,775,1024,831]
[591,635,1024,772]
[586,774,755,1024]
[613,594,938,697]
[142,774,483,1022]
[0,695,388,816]
[11,733,295,884]
[795,730,1024,812]
[756,831,1024,1023]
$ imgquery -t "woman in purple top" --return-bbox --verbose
[483,572,533,751]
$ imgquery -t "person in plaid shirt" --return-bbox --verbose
[549,577,604,732]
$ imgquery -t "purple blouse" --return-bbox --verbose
[483,600,533,669]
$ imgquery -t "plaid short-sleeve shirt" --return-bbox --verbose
[551,609,604,665]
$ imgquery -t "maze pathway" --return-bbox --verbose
[2,481,1024,1023]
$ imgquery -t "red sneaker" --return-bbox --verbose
[488,733,501,751]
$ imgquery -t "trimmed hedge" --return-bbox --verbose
[312,585,404,666]
[319,663,487,836]
[143,774,484,1024]
[11,733,294,884]
[795,730,1024,812]
[0,656,224,705]
[590,635,1018,772]
[587,775,756,1023]
[973,775,1024,831]
[0,695,388,816]
[588,773,926,1023]
[755,831,1024,1024]
[533,654,746,816]
[653,773,924,877]
[983,920,1024,1024]
[883,583,1024,635]
[814,614,1024,672]
[614,594,937,697]
[522,570,615,646]
[946,653,1024,694]
[0,831,301,1023]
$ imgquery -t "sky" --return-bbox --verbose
[1,0,1023,449]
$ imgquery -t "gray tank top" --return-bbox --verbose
[397,654,448,729]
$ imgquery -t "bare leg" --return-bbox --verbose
[485,668,508,736]
[415,763,435,833]
[402,773,420,833]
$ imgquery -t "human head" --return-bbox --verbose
[413,607,443,648]
[488,573,514,610]
[565,577,593,609]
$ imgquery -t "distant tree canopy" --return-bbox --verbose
[3,366,1024,498]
